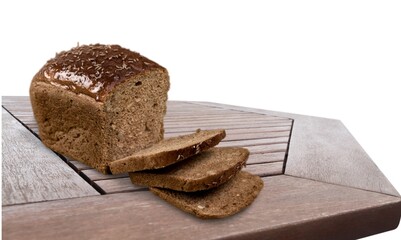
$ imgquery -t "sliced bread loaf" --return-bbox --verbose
[129,147,249,192]
[109,129,226,174]
[150,171,263,219]
[30,44,170,174]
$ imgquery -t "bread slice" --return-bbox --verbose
[109,129,226,174]
[129,147,249,192]
[150,171,263,219]
[30,44,169,174]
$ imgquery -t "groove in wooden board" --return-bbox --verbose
[245,162,283,176]
[225,132,289,143]
[166,106,253,111]
[226,121,292,129]
[166,124,291,134]
[246,144,288,154]
[22,120,36,124]
[164,120,287,128]
[2,108,99,206]
[166,112,236,117]
[1,100,31,104]
[164,114,269,121]
[225,132,291,142]
[164,115,289,123]
[165,122,292,132]
[95,178,146,193]
[3,175,401,240]
[165,126,289,135]
[165,122,291,133]
[166,103,212,107]
[25,124,38,129]
[247,152,286,164]
[164,113,263,119]
[82,169,128,181]
[178,118,290,125]
[2,110,28,115]
[165,109,248,114]
[1,105,30,110]
[16,121,37,127]
[166,103,223,108]
[166,109,229,114]
[164,120,291,129]
[7,112,34,116]
[30,128,39,135]
[67,159,92,171]
[166,112,245,116]
[1,108,33,113]
[14,120,36,125]
[166,102,220,108]
[3,113,34,117]
[2,102,32,106]
[218,137,289,148]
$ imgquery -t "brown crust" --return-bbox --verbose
[33,44,165,101]
[150,171,264,219]
[129,147,249,192]
[109,129,226,174]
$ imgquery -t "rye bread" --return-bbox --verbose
[30,44,170,174]
[109,129,226,174]
[129,147,249,192]
[150,171,263,219]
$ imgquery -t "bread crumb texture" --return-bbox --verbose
[109,129,226,173]
[150,171,264,219]
[129,147,249,192]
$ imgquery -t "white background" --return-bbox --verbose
[1,1,400,239]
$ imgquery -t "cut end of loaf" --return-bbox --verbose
[103,68,170,163]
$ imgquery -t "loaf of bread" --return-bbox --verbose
[30,44,170,173]
[129,147,249,192]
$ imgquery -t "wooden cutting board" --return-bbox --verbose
[2,96,401,240]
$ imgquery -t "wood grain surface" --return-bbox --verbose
[2,96,400,239]
[193,101,400,197]
[285,116,400,197]
[3,175,400,240]
[2,108,99,206]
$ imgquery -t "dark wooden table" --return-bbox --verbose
[2,96,401,239]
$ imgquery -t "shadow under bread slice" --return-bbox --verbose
[150,171,263,219]
[109,129,226,174]
[129,147,249,192]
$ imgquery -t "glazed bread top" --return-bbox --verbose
[33,44,165,101]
